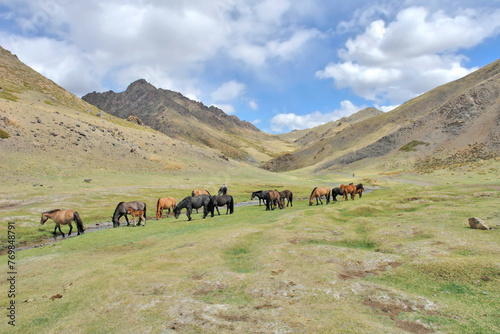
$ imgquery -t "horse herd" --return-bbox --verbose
[39,183,364,237]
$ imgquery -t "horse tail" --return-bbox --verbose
[74,211,85,234]
[156,198,161,219]
[229,196,234,214]
[290,191,293,206]
[143,203,147,221]
[191,191,195,196]
[326,189,331,204]
[206,190,211,196]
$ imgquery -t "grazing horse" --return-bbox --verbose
[112,201,147,227]
[192,190,211,213]
[251,190,268,206]
[173,195,214,221]
[127,208,146,227]
[265,190,283,210]
[309,187,330,206]
[279,190,293,207]
[355,183,364,198]
[331,187,344,201]
[218,184,228,196]
[40,209,85,237]
[340,184,357,201]
[211,195,234,215]
[156,197,176,219]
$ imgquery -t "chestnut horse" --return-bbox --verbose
[265,190,283,210]
[156,197,176,219]
[127,207,146,227]
[309,187,330,205]
[340,184,357,201]
[40,209,85,237]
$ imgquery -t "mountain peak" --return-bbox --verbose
[127,79,156,91]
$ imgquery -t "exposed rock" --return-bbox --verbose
[126,115,143,125]
[468,217,491,230]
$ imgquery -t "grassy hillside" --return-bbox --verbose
[1,164,499,333]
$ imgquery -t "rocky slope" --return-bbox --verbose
[82,80,292,162]
[265,59,500,172]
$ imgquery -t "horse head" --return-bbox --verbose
[40,213,49,225]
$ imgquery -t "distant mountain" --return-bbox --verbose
[0,46,238,181]
[82,80,290,161]
[264,59,500,172]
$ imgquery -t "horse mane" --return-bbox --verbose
[45,209,61,214]
[112,202,125,219]
[309,187,318,198]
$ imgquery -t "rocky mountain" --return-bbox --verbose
[82,80,291,162]
[0,46,239,184]
[264,59,500,172]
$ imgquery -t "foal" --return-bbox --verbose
[127,207,146,226]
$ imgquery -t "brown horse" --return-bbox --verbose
[192,189,211,197]
[127,207,146,227]
[156,197,176,219]
[40,209,85,237]
[265,190,284,210]
[340,184,357,201]
[309,187,330,205]
[355,183,364,198]
[279,190,293,207]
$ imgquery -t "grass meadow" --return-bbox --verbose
[0,162,499,333]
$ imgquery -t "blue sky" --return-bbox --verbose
[1,0,499,133]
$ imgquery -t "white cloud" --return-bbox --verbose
[211,80,246,101]
[270,100,363,133]
[248,100,259,110]
[317,6,500,103]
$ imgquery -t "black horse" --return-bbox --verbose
[173,195,213,221]
[211,195,234,215]
[251,190,268,206]
[218,184,228,196]
[112,201,147,227]
[331,188,344,201]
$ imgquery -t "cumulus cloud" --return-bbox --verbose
[270,100,363,133]
[211,80,246,101]
[317,6,500,103]
[248,100,259,110]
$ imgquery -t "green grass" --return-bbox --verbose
[0,164,499,333]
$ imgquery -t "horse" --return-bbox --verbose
[156,197,176,219]
[112,201,147,227]
[173,195,214,221]
[192,190,211,213]
[127,208,146,227]
[251,190,268,206]
[192,189,211,197]
[355,183,364,198]
[279,190,293,207]
[211,195,234,215]
[265,190,283,210]
[340,184,357,201]
[309,187,330,206]
[331,187,344,201]
[218,184,228,196]
[40,209,85,237]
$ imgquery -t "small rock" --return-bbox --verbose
[468,217,491,230]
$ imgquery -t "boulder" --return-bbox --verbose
[468,217,491,230]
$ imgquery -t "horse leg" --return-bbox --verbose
[52,224,58,235]
[68,223,73,236]
[124,214,130,226]
[187,208,192,221]
[58,224,65,237]
[216,206,220,216]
